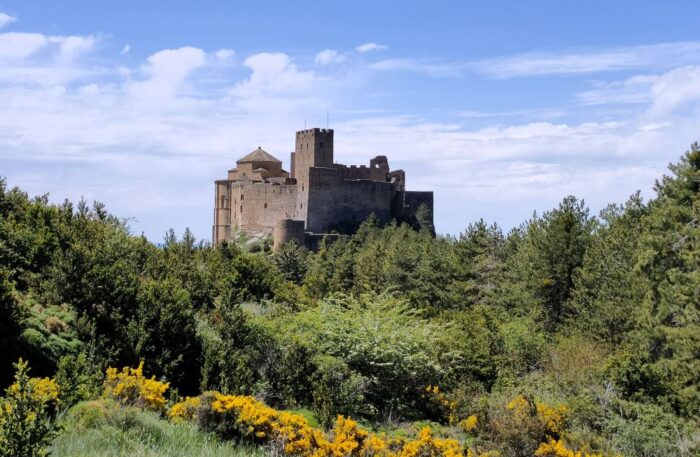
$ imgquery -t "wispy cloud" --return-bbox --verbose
[577,65,700,117]
[471,41,700,78]
[0,12,17,29]
[356,42,388,53]
[368,58,463,77]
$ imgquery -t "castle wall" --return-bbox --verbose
[230,182,298,233]
[391,190,434,227]
[306,167,394,233]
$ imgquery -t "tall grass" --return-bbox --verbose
[51,401,266,457]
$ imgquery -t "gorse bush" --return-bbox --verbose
[0,359,61,457]
[106,362,619,457]
[103,361,169,411]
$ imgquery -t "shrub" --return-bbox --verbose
[103,361,169,411]
[54,352,100,407]
[311,356,368,427]
[169,396,201,423]
[44,316,67,334]
[535,438,612,457]
[178,389,483,457]
[486,394,567,457]
[0,359,61,457]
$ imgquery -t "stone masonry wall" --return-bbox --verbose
[230,182,298,233]
[306,167,394,233]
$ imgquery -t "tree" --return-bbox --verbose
[630,145,700,417]
[200,291,260,395]
[451,219,505,308]
[128,278,202,395]
[272,241,308,285]
[508,196,595,329]
[570,194,649,343]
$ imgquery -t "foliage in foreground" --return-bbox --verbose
[1,145,700,456]
[51,401,263,457]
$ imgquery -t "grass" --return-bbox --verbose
[51,400,267,457]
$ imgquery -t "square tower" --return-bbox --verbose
[293,128,334,226]
[293,128,334,184]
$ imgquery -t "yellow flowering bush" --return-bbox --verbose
[460,415,478,433]
[535,438,613,457]
[191,390,478,457]
[103,361,169,411]
[168,396,201,422]
[399,427,463,457]
[0,359,61,457]
[535,403,567,436]
[506,395,567,437]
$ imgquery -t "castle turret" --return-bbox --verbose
[273,219,305,251]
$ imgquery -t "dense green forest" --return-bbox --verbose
[1,145,699,457]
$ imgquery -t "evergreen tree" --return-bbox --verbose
[570,193,649,343]
[508,196,595,329]
[632,145,700,416]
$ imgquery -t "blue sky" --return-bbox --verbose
[2,1,700,241]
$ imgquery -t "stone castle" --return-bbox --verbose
[212,128,433,248]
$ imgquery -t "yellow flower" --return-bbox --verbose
[535,438,613,457]
[103,361,169,411]
[460,415,478,433]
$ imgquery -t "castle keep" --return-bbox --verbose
[213,128,433,247]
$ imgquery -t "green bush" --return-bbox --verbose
[310,355,368,427]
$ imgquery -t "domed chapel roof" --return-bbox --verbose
[237,147,282,163]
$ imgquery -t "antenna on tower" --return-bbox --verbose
[326,109,329,128]
[304,120,307,129]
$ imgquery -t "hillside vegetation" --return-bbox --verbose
[1,145,699,457]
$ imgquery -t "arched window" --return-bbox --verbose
[264,203,268,209]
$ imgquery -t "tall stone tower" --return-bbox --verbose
[292,128,334,223]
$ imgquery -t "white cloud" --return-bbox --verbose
[0,32,48,61]
[649,66,700,116]
[230,52,315,98]
[577,65,700,117]
[0,12,17,29]
[214,48,234,61]
[120,44,130,55]
[49,35,95,60]
[356,42,388,53]
[471,41,700,78]
[315,49,346,66]
[127,46,207,99]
